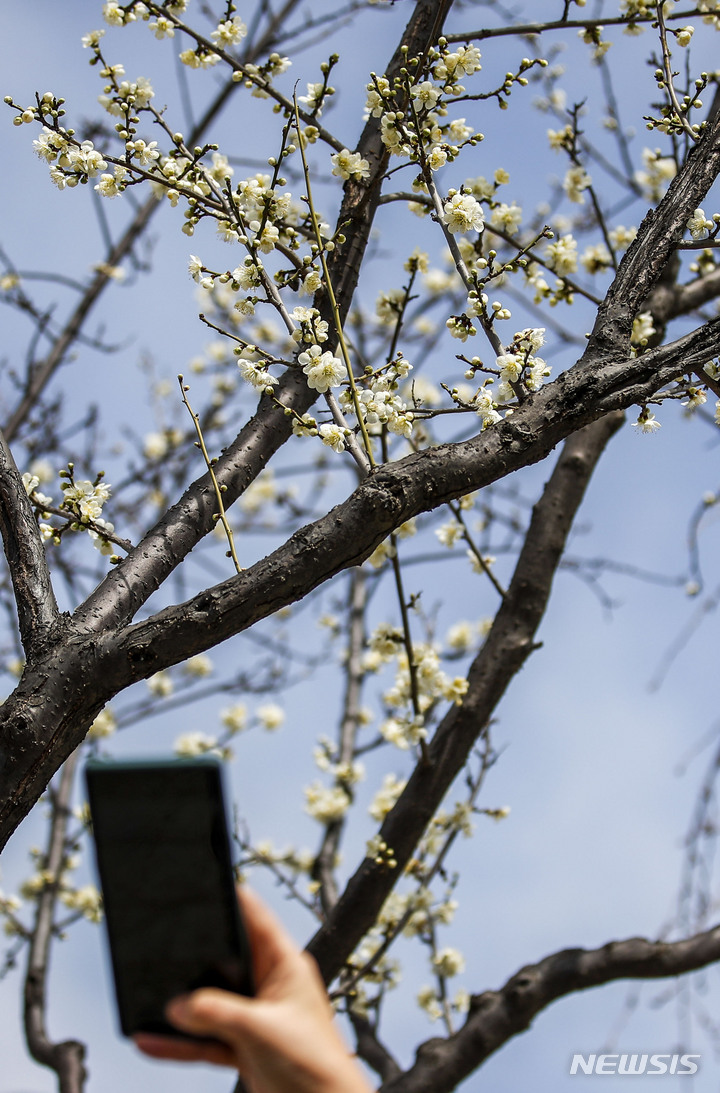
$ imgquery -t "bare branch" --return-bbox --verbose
[307,412,625,982]
[350,1012,403,1084]
[23,751,86,1093]
[74,0,456,635]
[446,10,706,43]
[587,106,720,358]
[314,569,368,915]
[0,427,60,655]
[379,922,720,1092]
[1,4,312,443]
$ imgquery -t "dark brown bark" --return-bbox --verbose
[74,0,456,636]
[1,307,718,852]
[308,413,625,982]
[379,923,720,1092]
[23,754,87,1093]
[0,429,60,653]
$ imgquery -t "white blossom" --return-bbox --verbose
[182,654,213,678]
[432,947,466,977]
[60,884,102,922]
[331,149,370,181]
[410,80,442,108]
[490,202,522,233]
[436,521,463,548]
[62,479,110,521]
[211,17,247,47]
[221,704,248,734]
[147,670,173,697]
[434,45,482,80]
[545,233,578,275]
[318,423,346,453]
[631,311,656,346]
[299,346,345,392]
[635,148,676,201]
[257,704,285,730]
[237,358,278,390]
[563,165,591,203]
[88,708,117,739]
[304,783,351,823]
[687,208,714,240]
[174,731,220,756]
[441,192,485,234]
[369,774,407,821]
[632,408,661,433]
[87,518,115,555]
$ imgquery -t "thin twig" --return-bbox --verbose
[179,376,243,573]
[23,751,86,1093]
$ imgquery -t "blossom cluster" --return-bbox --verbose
[305,737,365,825]
[173,697,285,761]
[456,328,550,427]
[358,622,471,751]
[339,356,415,439]
[0,847,103,941]
[367,43,483,172]
[22,465,117,557]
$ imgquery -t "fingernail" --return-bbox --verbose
[165,994,191,1021]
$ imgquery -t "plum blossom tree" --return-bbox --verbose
[3,1,720,1091]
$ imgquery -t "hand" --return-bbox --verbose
[133,886,373,1093]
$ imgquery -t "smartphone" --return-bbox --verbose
[85,757,254,1040]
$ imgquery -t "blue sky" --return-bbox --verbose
[2,3,720,1092]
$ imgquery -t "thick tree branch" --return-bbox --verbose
[0,303,715,852]
[306,413,624,982]
[646,265,720,326]
[586,105,720,359]
[74,0,455,636]
[98,319,720,673]
[0,427,60,655]
[378,922,720,1092]
[351,1013,403,1084]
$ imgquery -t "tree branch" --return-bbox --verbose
[1,2,309,443]
[350,1012,403,1084]
[0,427,61,656]
[379,922,720,1092]
[74,0,456,636]
[314,569,367,916]
[646,265,720,326]
[586,105,720,358]
[307,412,625,982]
[23,751,86,1093]
[99,319,719,679]
[0,300,714,852]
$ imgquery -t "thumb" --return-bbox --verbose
[166,989,257,1045]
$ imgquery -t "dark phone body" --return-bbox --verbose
[85,757,254,1040]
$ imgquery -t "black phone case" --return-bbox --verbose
[86,757,254,1039]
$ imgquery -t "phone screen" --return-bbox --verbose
[86,758,254,1038]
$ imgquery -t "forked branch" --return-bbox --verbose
[379,923,720,1092]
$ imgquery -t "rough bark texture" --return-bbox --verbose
[0,0,459,852]
[308,413,625,981]
[4,7,720,1092]
[378,924,720,1092]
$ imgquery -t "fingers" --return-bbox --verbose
[133,1031,235,1068]
[166,988,255,1045]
